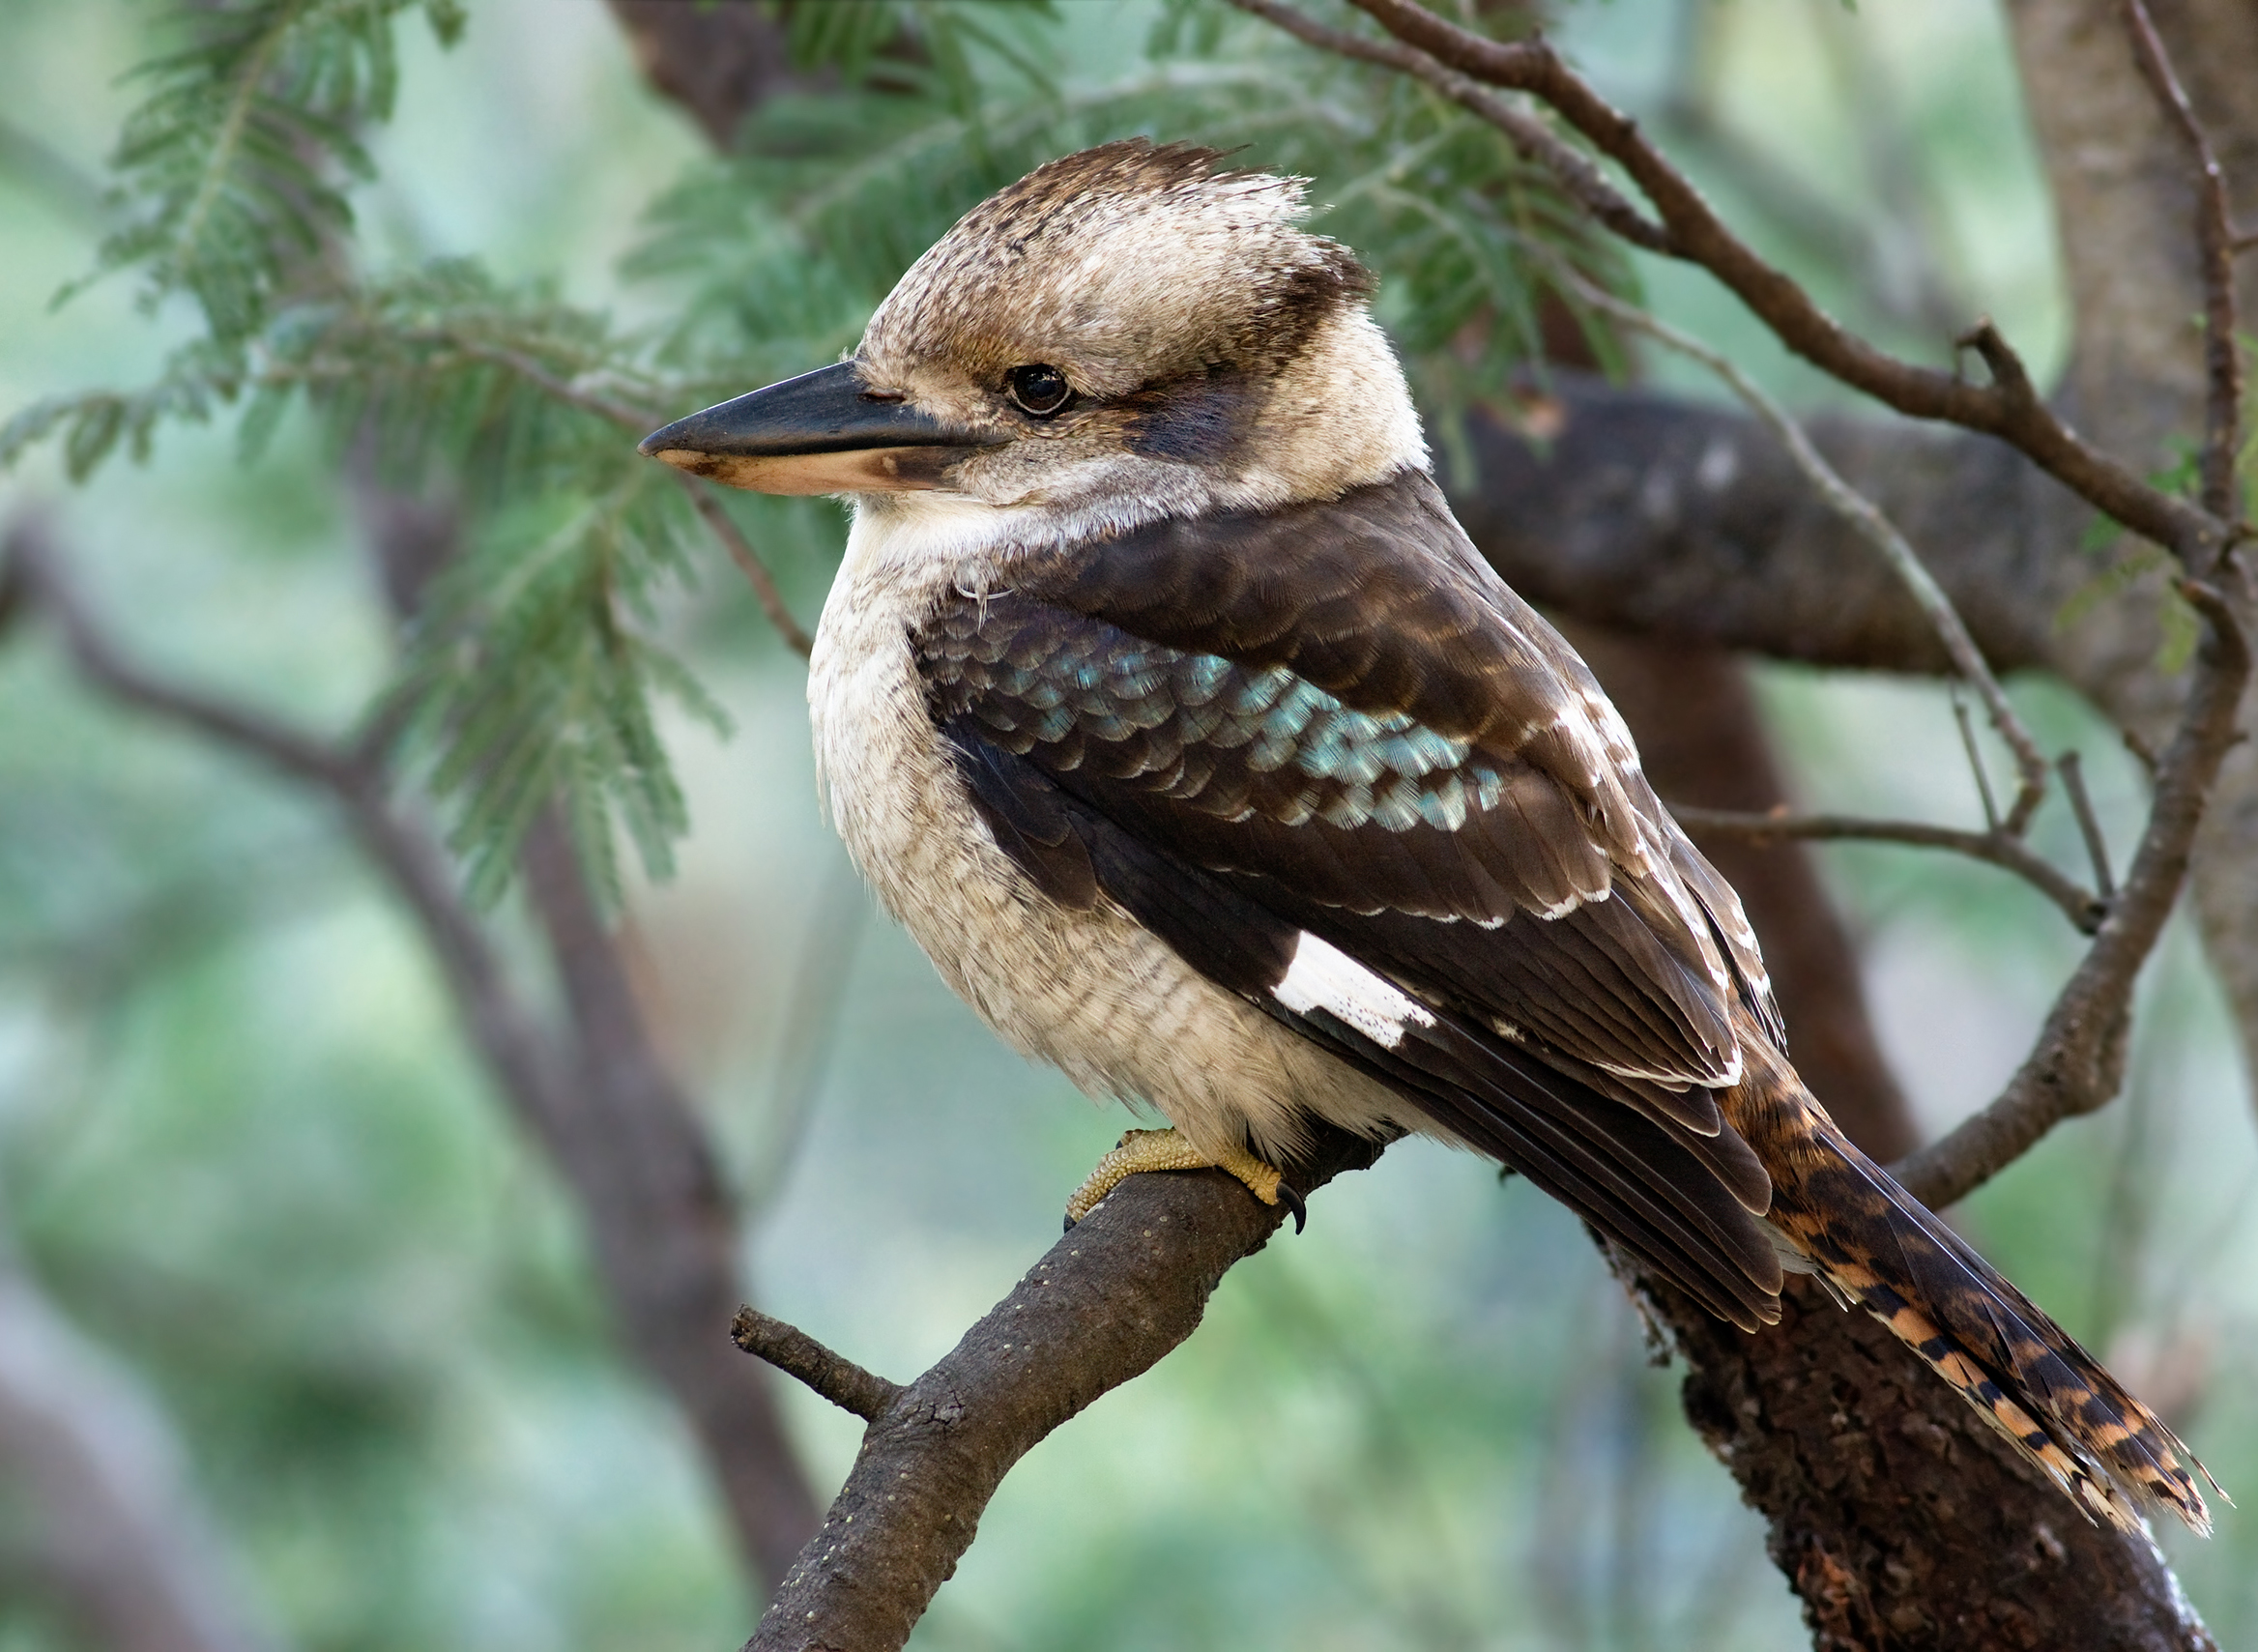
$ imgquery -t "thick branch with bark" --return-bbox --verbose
[1667,1278,2217,1652]
[738,1129,1388,1652]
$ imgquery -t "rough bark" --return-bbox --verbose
[1670,1278,2215,1652]
[742,1130,1388,1652]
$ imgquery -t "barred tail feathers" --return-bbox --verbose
[1732,1039,2215,1535]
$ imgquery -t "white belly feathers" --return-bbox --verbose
[806,514,1407,1167]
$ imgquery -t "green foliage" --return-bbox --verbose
[70,0,464,346]
[775,0,1061,113]
[13,0,1621,899]
[0,337,246,478]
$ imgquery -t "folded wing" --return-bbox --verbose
[916,470,1792,1326]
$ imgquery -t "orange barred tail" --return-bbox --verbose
[1769,1117,2215,1535]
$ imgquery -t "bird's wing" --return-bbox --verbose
[915,470,1790,1327]
[1001,468,1780,1046]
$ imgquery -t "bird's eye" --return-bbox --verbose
[1005,363,1074,418]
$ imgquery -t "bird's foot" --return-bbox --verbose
[1063,1128,1296,1229]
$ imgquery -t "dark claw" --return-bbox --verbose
[1278,1181,1307,1233]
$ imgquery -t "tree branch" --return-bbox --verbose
[1896,582,2251,1207]
[1666,806,2107,934]
[1317,0,2226,561]
[1662,1275,2219,1652]
[2,513,823,1587]
[2119,0,2244,530]
[741,1128,1390,1652]
[731,1309,901,1424]
[682,480,813,657]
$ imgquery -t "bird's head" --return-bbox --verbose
[639,140,1427,533]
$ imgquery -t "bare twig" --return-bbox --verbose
[681,480,814,657]
[1896,583,2251,1209]
[1292,0,2227,562]
[731,1309,902,1423]
[1666,805,2106,934]
[1950,684,2004,831]
[1221,0,1669,251]
[2120,0,2243,534]
[2058,749,2117,902]
[1533,257,2053,829]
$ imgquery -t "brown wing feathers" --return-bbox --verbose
[928,467,2213,1533]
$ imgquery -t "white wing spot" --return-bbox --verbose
[1274,933,1435,1050]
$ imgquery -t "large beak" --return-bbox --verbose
[637,362,992,495]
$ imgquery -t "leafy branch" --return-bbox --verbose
[13,0,1619,900]
[71,0,465,343]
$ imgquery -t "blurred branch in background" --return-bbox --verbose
[1655,0,1969,344]
[0,513,822,1587]
[0,1246,281,1652]
[0,115,105,231]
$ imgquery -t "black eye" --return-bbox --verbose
[1005,363,1074,418]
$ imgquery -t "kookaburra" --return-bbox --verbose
[641,141,2210,1534]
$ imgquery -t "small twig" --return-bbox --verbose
[1949,684,2002,831]
[5,519,366,796]
[1287,0,2226,561]
[413,335,661,432]
[1896,583,2251,1209]
[731,1309,902,1424]
[2120,0,2243,536]
[2123,725,2161,776]
[2232,225,2258,255]
[2057,750,2117,902]
[680,479,814,657]
[1667,805,2105,934]
[1220,0,1669,251]
[1531,255,2052,830]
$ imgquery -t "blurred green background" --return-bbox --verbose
[0,3,2252,1650]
